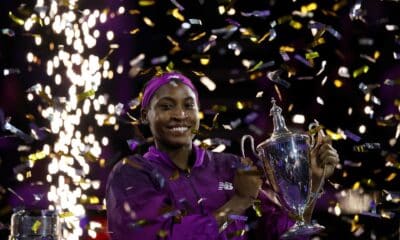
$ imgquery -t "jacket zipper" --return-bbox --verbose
[184,170,206,215]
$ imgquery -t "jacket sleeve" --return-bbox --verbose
[106,158,220,240]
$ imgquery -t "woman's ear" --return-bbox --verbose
[140,109,149,124]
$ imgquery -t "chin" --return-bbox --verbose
[165,138,192,148]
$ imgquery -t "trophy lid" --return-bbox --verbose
[269,98,292,140]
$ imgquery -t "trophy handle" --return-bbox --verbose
[240,135,279,193]
[240,135,268,177]
[307,120,328,205]
[240,134,258,159]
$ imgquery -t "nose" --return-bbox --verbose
[172,107,187,119]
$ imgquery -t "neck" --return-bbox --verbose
[155,143,193,170]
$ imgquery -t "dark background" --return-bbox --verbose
[0,0,399,239]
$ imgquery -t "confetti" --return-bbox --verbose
[170,0,185,11]
[267,70,291,88]
[1,28,16,37]
[31,220,42,234]
[8,11,25,25]
[3,68,21,76]
[353,143,381,152]
[344,130,361,142]
[241,10,271,18]
[1,110,34,144]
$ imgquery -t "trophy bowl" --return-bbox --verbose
[241,98,326,239]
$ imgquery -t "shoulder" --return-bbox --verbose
[107,155,151,188]
[110,154,148,175]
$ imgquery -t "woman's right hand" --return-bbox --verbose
[213,157,263,226]
[233,157,263,200]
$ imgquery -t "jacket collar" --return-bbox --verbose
[143,144,206,170]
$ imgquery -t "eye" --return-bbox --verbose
[159,103,173,110]
[185,102,195,109]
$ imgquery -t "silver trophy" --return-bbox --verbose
[9,209,60,240]
[241,98,327,239]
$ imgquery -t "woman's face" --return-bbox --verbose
[143,80,200,149]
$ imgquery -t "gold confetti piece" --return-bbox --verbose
[189,32,206,41]
[167,35,179,47]
[171,8,185,21]
[169,170,180,180]
[352,65,369,78]
[129,9,141,15]
[236,101,244,110]
[289,20,302,30]
[166,61,175,72]
[385,173,397,182]
[273,85,283,102]
[8,12,24,26]
[27,150,47,162]
[143,16,155,27]
[192,71,205,77]
[31,220,41,234]
[249,72,263,80]
[301,2,318,13]
[59,212,74,218]
[38,90,53,105]
[83,151,98,162]
[332,0,347,11]
[77,89,96,102]
[139,0,155,6]
[158,229,169,238]
[310,36,326,47]
[99,158,106,168]
[89,196,100,204]
[305,51,319,60]
[257,31,271,44]
[248,61,264,72]
[212,113,220,129]
[99,47,116,65]
[325,129,345,140]
[361,178,376,187]
[334,79,343,88]
[277,15,292,24]
[122,158,144,170]
[279,46,295,52]
[252,201,263,217]
[129,28,140,35]
[352,181,360,190]
[200,57,210,65]
[374,50,380,59]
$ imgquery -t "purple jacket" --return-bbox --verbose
[106,145,294,239]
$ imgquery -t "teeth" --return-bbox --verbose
[170,127,188,132]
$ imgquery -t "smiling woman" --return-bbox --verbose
[105,71,339,240]
[141,75,200,154]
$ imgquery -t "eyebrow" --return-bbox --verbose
[157,96,195,102]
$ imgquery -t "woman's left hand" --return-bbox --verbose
[310,132,340,186]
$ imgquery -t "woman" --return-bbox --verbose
[106,71,340,240]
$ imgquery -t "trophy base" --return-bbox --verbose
[280,221,325,239]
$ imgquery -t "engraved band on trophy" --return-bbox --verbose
[9,209,60,240]
[241,98,327,239]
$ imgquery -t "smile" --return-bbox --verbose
[168,126,189,133]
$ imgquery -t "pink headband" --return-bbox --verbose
[141,72,199,109]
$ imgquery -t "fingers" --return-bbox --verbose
[316,143,340,177]
[240,157,253,166]
[318,144,340,165]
